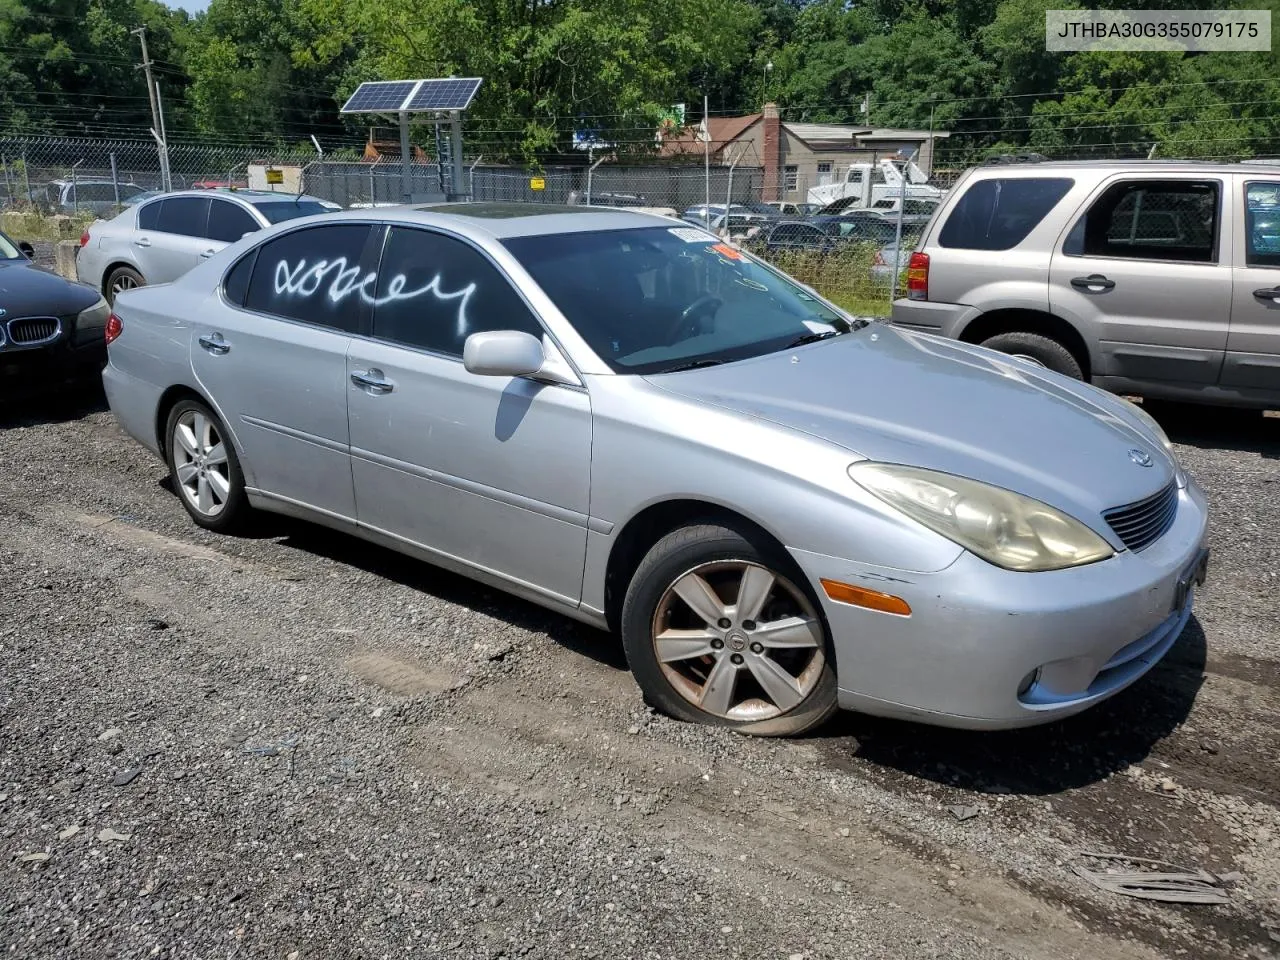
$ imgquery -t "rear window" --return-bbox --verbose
[251,201,332,224]
[938,177,1074,251]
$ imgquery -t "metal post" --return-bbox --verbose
[156,81,172,191]
[449,112,465,201]
[110,153,120,208]
[725,143,745,237]
[587,152,606,206]
[892,150,912,301]
[370,155,379,205]
[22,149,31,205]
[71,159,83,212]
[703,94,711,228]
[468,155,482,202]
[1,156,12,207]
[927,102,936,178]
[399,111,412,203]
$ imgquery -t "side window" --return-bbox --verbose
[207,200,260,243]
[1065,180,1218,263]
[243,224,373,332]
[223,250,256,307]
[156,197,211,238]
[938,177,1074,251]
[370,227,543,357]
[137,200,163,230]
[1245,181,1280,268]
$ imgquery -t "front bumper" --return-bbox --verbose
[788,477,1210,729]
[0,330,106,393]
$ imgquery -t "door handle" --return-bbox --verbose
[199,248,217,259]
[134,237,151,248]
[198,333,230,355]
[1070,274,1115,291]
[1252,286,1280,303]
[351,369,394,394]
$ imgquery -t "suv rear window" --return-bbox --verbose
[938,177,1074,251]
[1063,180,1219,263]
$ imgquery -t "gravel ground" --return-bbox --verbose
[1,389,1277,960]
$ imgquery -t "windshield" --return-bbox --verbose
[0,231,21,259]
[251,200,333,224]
[503,226,858,375]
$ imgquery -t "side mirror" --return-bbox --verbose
[18,241,34,259]
[463,330,545,378]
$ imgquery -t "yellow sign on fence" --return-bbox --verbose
[265,169,284,185]
[529,177,546,192]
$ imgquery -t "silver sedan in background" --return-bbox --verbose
[77,189,336,303]
[102,204,1209,737]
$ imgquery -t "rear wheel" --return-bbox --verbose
[621,524,839,737]
[979,331,1083,380]
[106,266,144,304]
[165,399,248,532]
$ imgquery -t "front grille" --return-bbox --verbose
[7,316,60,345]
[1103,481,1178,552]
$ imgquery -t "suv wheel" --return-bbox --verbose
[621,523,839,737]
[979,331,1083,380]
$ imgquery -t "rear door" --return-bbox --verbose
[140,197,212,284]
[1223,176,1280,393]
[1049,176,1232,386]
[189,222,377,521]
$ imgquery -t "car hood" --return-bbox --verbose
[644,326,1176,533]
[0,260,99,316]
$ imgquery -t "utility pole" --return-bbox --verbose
[132,27,170,191]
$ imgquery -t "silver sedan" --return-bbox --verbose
[102,204,1210,736]
[76,189,336,303]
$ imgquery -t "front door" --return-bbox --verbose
[1049,176,1233,386]
[1223,176,1280,393]
[346,225,592,605]
[189,222,377,522]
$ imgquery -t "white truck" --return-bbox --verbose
[807,158,944,211]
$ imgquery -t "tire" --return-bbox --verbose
[164,398,248,532]
[105,265,145,304]
[620,523,839,737]
[979,331,1083,380]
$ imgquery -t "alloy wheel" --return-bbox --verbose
[650,560,825,722]
[172,410,231,518]
[110,274,137,298]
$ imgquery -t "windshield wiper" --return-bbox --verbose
[785,330,844,348]
[658,358,727,373]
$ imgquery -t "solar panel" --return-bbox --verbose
[404,77,483,112]
[341,78,484,115]
[340,81,419,114]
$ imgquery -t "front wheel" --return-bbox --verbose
[621,524,839,737]
[165,399,248,532]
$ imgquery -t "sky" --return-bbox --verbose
[168,0,209,12]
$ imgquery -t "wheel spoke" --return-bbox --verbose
[746,655,804,712]
[196,475,213,513]
[207,470,231,503]
[193,414,210,453]
[672,573,728,627]
[654,629,717,663]
[175,461,199,485]
[698,654,739,715]
[753,615,821,650]
[735,565,775,623]
[204,442,227,467]
[174,423,198,457]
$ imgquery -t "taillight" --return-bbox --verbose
[105,313,123,345]
[906,251,930,301]
[79,230,90,247]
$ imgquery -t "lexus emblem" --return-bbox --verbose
[1128,448,1153,467]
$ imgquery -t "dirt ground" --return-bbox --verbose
[1,390,1277,960]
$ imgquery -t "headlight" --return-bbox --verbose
[849,463,1114,572]
[1121,398,1173,454]
[78,295,110,326]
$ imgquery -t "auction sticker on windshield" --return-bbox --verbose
[668,227,717,243]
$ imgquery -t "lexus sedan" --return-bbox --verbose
[102,204,1209,736]
[77,189,336,303]
[0,229,109,392]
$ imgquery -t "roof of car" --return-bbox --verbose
[377,202,680,237]
[972,159,1273,176]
